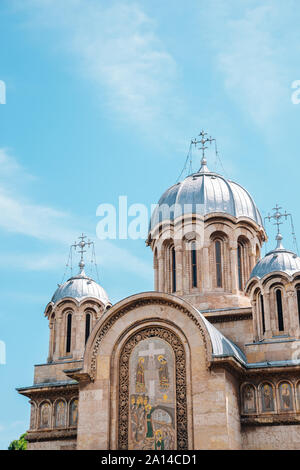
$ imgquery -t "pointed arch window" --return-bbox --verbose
[276,289,284,332]
[215,240,222,287]
[191,241,197,288]
[85,313,91,344]
[66,313,72,354]
[171,246,176,292]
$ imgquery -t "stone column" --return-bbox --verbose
[202,246,210,290]
[230,247,239,294]
[263,292,273,338]
[287,290,299,337]
[153,255,158,291]
[47,321,54,363]
[54,314,62,360]
[175,245,183,294]
[73,312,83,360]
[158,254,165,292]
[251,300,259,341]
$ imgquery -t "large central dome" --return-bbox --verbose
[149,159,263,232]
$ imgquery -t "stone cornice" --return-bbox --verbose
[26,429,77,442]
[241,415,300,427]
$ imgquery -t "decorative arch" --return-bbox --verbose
[39,400,52,429]
[277,381,294,412]
[53,398,67,428]
[240,383,257,414]
[86,294,212,381]
[259,382,276,413]
[69,397,79,427]
[210,231,229,289]
[118,326,188,450]
[237,235,251,291]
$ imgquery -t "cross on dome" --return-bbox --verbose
[72,233,93,272]
[191,130,216,171]
[265,205,299,254]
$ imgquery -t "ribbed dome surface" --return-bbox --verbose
[51,269,110,305]
[149,163,262,232]
[250,238,300,280]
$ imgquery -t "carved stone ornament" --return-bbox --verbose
[118,326,188,450]
[90,298,210,381]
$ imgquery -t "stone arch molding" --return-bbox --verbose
[83,292,213,382]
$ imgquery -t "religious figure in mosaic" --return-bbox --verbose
[69,399,78,426]
[136,357,146,393]
[129,338,176,450]
[243,384,256,414]
[279,383,293,411]
[55,400,66,428]
[40,402,51,428]
[158,355,169,390]
[261,384,275,412]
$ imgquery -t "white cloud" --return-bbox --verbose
[13,0,181,135]
[0,148,152,279]
[199,0,296,129]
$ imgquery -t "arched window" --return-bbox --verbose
[85,313,91,344]
[259,293,266,335]
[276,289,284,332]
[171,246,176,292]
[191,242,197,288]
[66,313,72,354]
[237,243,243,290]
[215,240,222,287]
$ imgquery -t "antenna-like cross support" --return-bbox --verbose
[72,233,93,272]
[191,130,216,165]
[264,205,299,254]
[266,204,285,235]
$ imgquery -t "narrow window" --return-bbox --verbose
[191,242,197,288]
[66,313,72,353]
[276,290,284,332]
[85,313,91,344]
[215,241,222,287]
[171,247,176,292]
[260,294,266,334]
[237,244,243,290]
[297,289,300,325]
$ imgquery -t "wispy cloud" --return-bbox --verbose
[0,149,152,279]
[200,0,298,130]
[13,0,182,137]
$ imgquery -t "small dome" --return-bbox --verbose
[51,269,110,306]
[149,161,262,233]
[250,235,300,280]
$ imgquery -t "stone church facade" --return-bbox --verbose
[17,155,300,450]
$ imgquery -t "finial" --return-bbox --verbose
[72,233,93,274]
[191,130,216,172]
[275,232,284,250]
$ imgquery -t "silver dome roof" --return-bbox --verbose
[149,161,262,232]
[250,235,300,280]
[51,269,110,306]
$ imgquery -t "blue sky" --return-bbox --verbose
[1,0,300,449]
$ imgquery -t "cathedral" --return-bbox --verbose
[17,139,300,450]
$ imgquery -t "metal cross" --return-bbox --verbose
[191,130,216,161]
[265,204,288,235]
[72,233,93,271]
